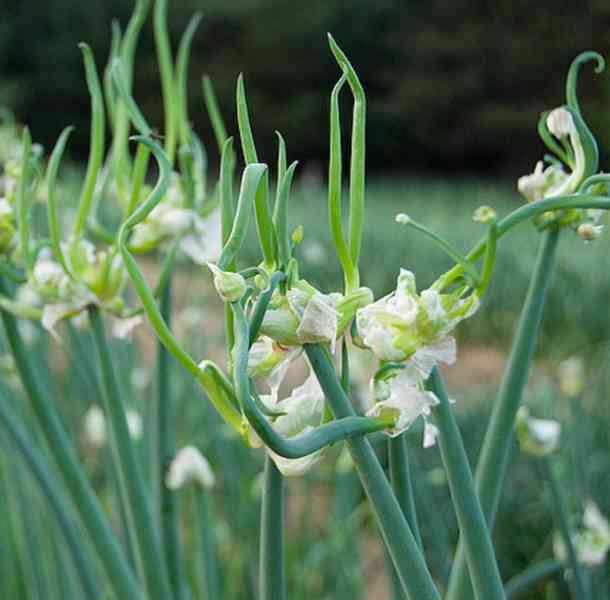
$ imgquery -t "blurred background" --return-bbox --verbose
[1,1,610,599]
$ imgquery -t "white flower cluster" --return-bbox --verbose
[554,501,610,567]
[355,269,478,442]
[129,174,221,265]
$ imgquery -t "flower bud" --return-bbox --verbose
[577,223,603,242]
[166,446,215,490]
[516,407,561,457]
[395,213,411,225]
[472,205,497,224]
[208,263,247,303]
[291,225,304,245]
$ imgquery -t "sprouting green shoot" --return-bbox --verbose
[274,161,299,268]
[153,0,178,165]
[236,74,276,266]
[45,126,74,274]
[103,21,122,129]
[176,12,203,147]
[328,74,359,292]
[16,127,32,271]
[275,131,287,204]
[203,76,229,154]
[566,51,605,116]
[74,43,105,237]
[328,34,366,273]
[220,138,236,245]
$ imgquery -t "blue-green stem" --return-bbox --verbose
[428,369,505,600]
[202,76,229,154]
[74,44,105,237]
[305,344,440,600]
[260,455,286,600]
[155,275,183,599]
[544,459,587,599]
[446,229,559,600]
[0,391,99,598]
[0,281,144,600]
[196,486,220,600]
[388,434,421,549]
[88,306,173,600]
[504,559,562,599]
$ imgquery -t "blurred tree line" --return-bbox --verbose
[1,0,609,175]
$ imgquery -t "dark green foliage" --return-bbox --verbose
[2,1,609,173]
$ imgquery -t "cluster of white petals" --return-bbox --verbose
[166,446,215,490]
[129,174,221,265]
[357,269,477,441]
[83,405,142,447]
[554,501,610,567]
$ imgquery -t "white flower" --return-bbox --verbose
[423,422,439,448]
[82,405,142,447]
[366,369,439,438]
[266,371,326,476]
[516,407,561,456]
[558,356,585,397]
[518,107,586,203]
[129,174,221,265]
[248,336,302,403]
[289,290,339,352]
[554,501,610,567]
[166,445,215,490]
[83,405,107,447]
[356,269,474,364]
[577,223,603,242]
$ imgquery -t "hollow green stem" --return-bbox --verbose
[388,434,421,549]
[504,559,562,599]
[446,229,559,600]
[0,281,144,600]
[273,159,298,268]
[305,344,440,600]
[544,459,587,599]
[154,275,182,599]
[260,455,286,600]
[202,76,229,154]
[196,486,220,600]
[428,369,505,600]
[249,271,285,346]
[74,44,105,237]
[89,306,173,600]
[0,391,99,598]
[435,192,608,290]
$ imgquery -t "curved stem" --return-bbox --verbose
[231,303,391,458]
[428,369,505,600]
[446,229,559,600]
[0,282,143,600]
[504,559,562,599]
[260,455,286,600]
[0,392,99,598]
[305,344,440,600]
[89,306,173,600]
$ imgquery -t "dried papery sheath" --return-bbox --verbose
[166,446,215,490]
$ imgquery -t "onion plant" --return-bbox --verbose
[0,2,609,599]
